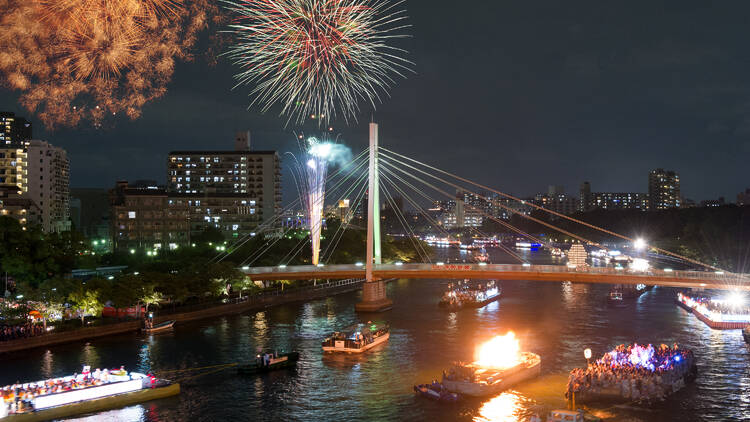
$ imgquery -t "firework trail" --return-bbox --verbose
[221,0,412,126]
[0,0,219,129]
[289,135,351,265]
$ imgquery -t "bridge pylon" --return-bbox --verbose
[355,122,392,312]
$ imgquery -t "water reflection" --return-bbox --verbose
[474,392,524,422]
[41,350,54,379]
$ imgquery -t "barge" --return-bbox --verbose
[676,292,750,329]
[322,322,389,353]
[1,366,178,421]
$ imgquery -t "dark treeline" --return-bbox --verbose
[482,205,750,271]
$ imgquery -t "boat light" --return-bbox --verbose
[242,266,249,270]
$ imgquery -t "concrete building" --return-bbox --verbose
[534,187,578,216]
[0,186,40,229]
[0,112,32,146]
[0,142,28,193]
[109,181,189,251]
[579,182,647,211]
[648,168,680,209]
[26,140,71,232]
[165,132,282,240]
[737,189,750,206]
[579,182,592,212]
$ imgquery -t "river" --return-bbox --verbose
[1,248,748,421]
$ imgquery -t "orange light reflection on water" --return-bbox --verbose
[474,392,524,422]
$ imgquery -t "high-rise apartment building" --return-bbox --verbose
[578,182,648,211]
[579,182,592,212]
[0,142,28,192]
[648,168,680,209]
[0,186,40,229]
[26,140,71,232]
[0,112,32,146]
[166,131,281,240]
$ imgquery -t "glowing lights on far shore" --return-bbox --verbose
[474,331,521,370]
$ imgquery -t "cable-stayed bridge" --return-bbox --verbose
[217,123,749,311]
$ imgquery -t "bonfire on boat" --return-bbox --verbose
[566,342,697,405]
[441,331,541,397]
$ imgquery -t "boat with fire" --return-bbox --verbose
[322,322,390,353]
[438,280,501,311]
[442,332,541,397]
[566,343,697,405]
[237,351,299,374]
[0,366,178,421]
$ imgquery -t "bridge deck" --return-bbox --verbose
[240,263,750,291]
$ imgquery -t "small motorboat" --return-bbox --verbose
[142,320,175,333]
[413,381,460,403]
[237,351,300,374]
[743,326,750,344]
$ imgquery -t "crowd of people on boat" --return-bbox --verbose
[566,343,694,403]
[679,292,750,316]
[1,323,45,342]
[1,366,130,415]
[439,280,497,308]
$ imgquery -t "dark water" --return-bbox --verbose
[1,250,749,421]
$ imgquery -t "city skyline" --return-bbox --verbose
[1,2,749,202]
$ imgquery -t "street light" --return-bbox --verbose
[633,238,646,250]
[130,249,136,255]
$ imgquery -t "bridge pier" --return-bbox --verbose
[355,279,392,312]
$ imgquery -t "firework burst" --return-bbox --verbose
[222,0,412,126]
[0,0,218,129]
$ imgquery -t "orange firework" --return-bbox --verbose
[0,0,217,129]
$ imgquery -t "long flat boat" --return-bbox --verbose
[442,352,541,397]
[237,352,299,374]
[142,320,175,333]
[322,322,389,354]
[439,280,501,311]
[1,367,179,421]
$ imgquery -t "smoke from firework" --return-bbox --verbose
[0,0,220,129]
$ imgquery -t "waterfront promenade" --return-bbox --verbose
[0,279,367,354]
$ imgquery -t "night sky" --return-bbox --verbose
[2,0,749,203]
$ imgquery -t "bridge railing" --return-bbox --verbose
[241,263,748,284]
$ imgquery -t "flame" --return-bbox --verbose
[474,331,521,369]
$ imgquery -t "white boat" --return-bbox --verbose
[442,352,541,397]
[321,322,390,353]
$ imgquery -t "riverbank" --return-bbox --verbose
[0,278,372,354]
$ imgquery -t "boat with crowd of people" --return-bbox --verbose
[237,351,299,374]
[566,343,697,405]
[321,322,390,354]
[439,280,501,311]
[0,365,178,421]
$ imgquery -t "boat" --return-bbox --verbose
[566,343,697,405]
[321,321,390,353]
[0,366,179,421]
[142,320,175,333]
[438,280,501,310]
[472,247,490,263]
[743,326,750,344]
[607,284,652,305]
[237,352,299,374]
[413,381,460,403]
[442,352,541,397]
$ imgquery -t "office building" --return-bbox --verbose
[648,168,680,209]
[0,112,32,146]
[26,140,71,232]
